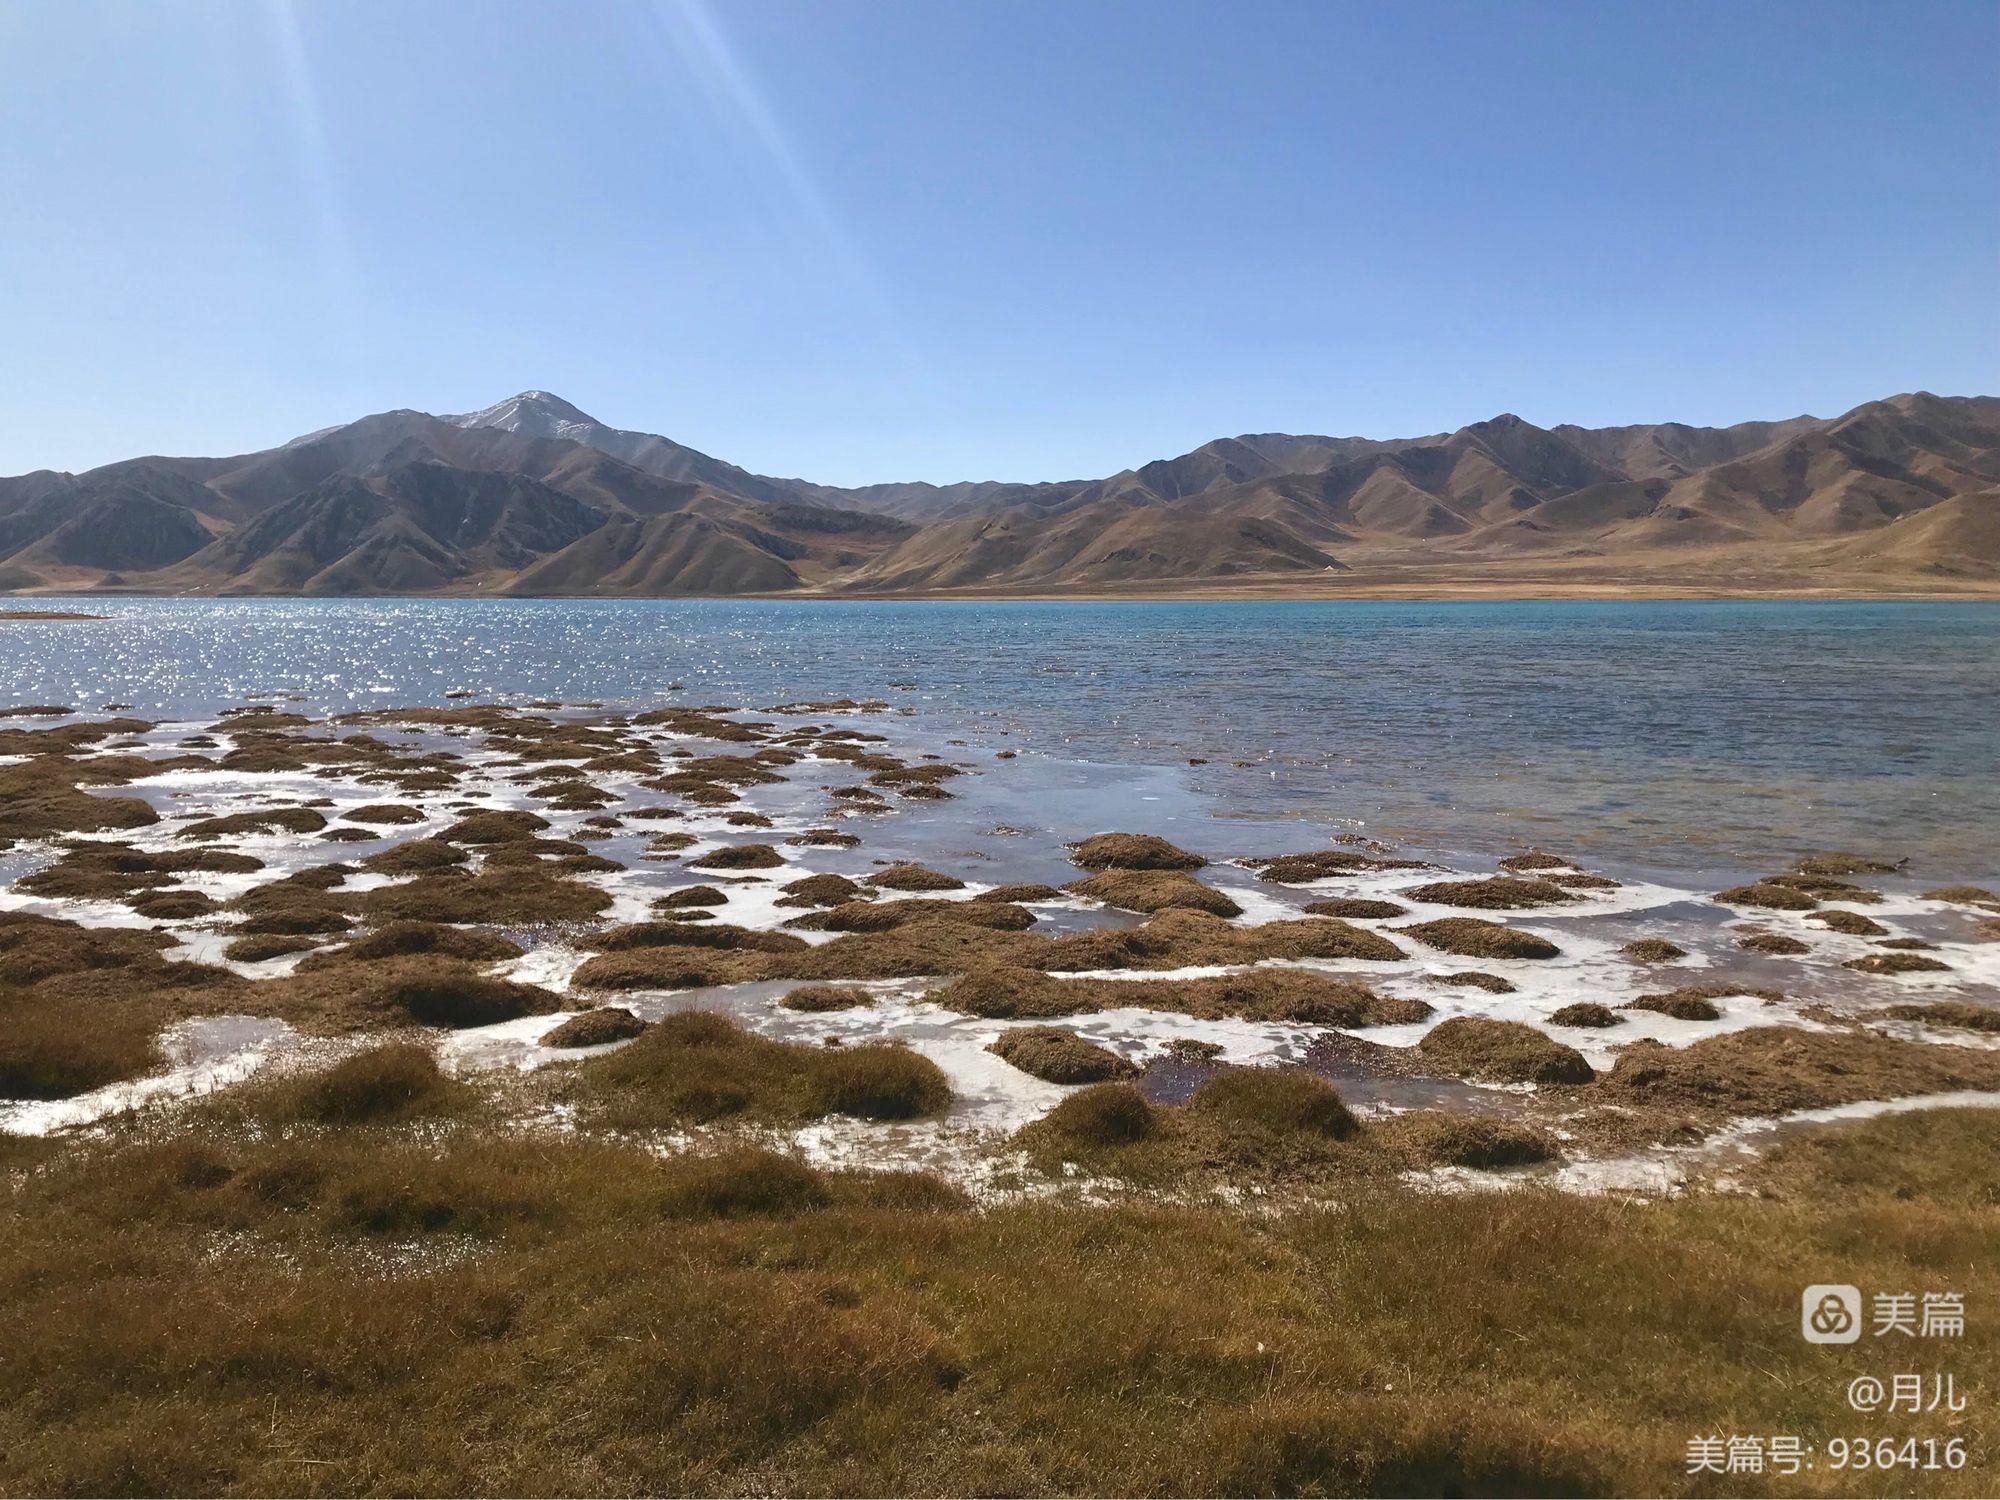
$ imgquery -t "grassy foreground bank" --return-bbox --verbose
[1,1107,1993,1497]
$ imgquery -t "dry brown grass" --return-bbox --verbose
[933,965,1428,1026]
[437,808,550,843]
[1620,937,1689,963]
[1403,876,1579,909]
[1399,917,1562,960]
[1067,868,1242,917]
[988,1027,1136,1084]
[1549,1001,1624,1028]
[1416,1017,1595,1085]
[541,1007,649,1048]
[0,988,161,1098]
[1625,992,1722,1021]
[1023,1080,1160,1147]
[655,1146,830,1217]
[777,985,875,1013]
[1246,847,1427,882]
[1191,1067,1359,1139]
[1068,832,1205,870]
[652,885,727,910]
[1812,909,1889,936]
[791,898,1036,934]
[0,1094,1996,1494]
[223,933,321,963]
[1430,969,1516,993]
[355,868,612,924]
[296,921,524,969]
[1880,1001,2000,1033]
[1599,1026,2000,1116]
[1737,929,1811,955]
[254,1043,469,1124]
[777,872,865,907]
[1845,952,1952,975]
[687,843,784,871]
[1302,896,1406,918]
[570,1011,950,1127]
[1377,1109,1562,1169]
[868,862,964,891]
[175,806,328,840]
[1714,881,1819,911]
[1925,884,1999,906]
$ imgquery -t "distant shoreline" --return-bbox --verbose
[3,581,1995,605]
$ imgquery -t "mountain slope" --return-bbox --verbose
[1,390,1993,597]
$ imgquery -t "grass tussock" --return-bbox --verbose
[1924,883,1999,906]
[1429,969,1516,993]
[256,1043,468,1124]
[1404,876,1579,910]
[1844,951,1951,975]
[656,1147,830,1218]
[540,1007,649,1048]
[1713,881,1819,911]
[1624,991,1722,1021]
[653,885,727,910]
[1549,1001,1623,1028]
[1302,896,1405,918]
[222,933,321,962]
[0,912,173,986]
[1026,1080,1159,1147]
[790,898,1037,934]
[0,989,161,1098]
[1811,909,1889,936]
[868,863,964,891]
[778,985,875,1013]
[933,964,1428,1025]
[356,868,612,924]
[1736,929,1811,955]
[1379,1110,1562,1169]
[1416,1017,1595,1086]
[589,920,808,955]
[1068,832,1205,870]
[1067,868,1242,917]
[687,843,784,871]
[815,1045,954,1120]
[1880,1000,2000,1033]
[1620,937,1688,963]
[297,921,525,969]
[571,947,764,991]
[572,1011,951,1127]
[437,808,549,843]
[776,872,865,907]
[1191,1067,1359,1139]
[1399,918,1562,960]
[988,1026,1136,1084]
[374,968,566,1029]
[1599,1025,2000,1117]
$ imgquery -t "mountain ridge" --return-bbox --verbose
[2,390,1995,597]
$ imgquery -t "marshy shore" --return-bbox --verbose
[2,695,1996,1494]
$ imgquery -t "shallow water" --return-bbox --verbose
[4,666,1997,1184]
[7,596,1997,879]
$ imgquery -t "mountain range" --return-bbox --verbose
[2,389,1995,597]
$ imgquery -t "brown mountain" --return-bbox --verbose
[1,391,1993,597]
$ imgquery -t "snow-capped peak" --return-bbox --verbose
[443,391,600,438]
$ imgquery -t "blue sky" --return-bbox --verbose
[2,0,1995,483]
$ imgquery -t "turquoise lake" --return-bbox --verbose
[5,598,1997,880]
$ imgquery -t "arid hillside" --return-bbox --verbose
[2,390,1994,596]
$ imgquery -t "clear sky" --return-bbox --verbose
[2,0,1995,483]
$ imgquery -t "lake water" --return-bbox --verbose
[6,597,1997,881]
